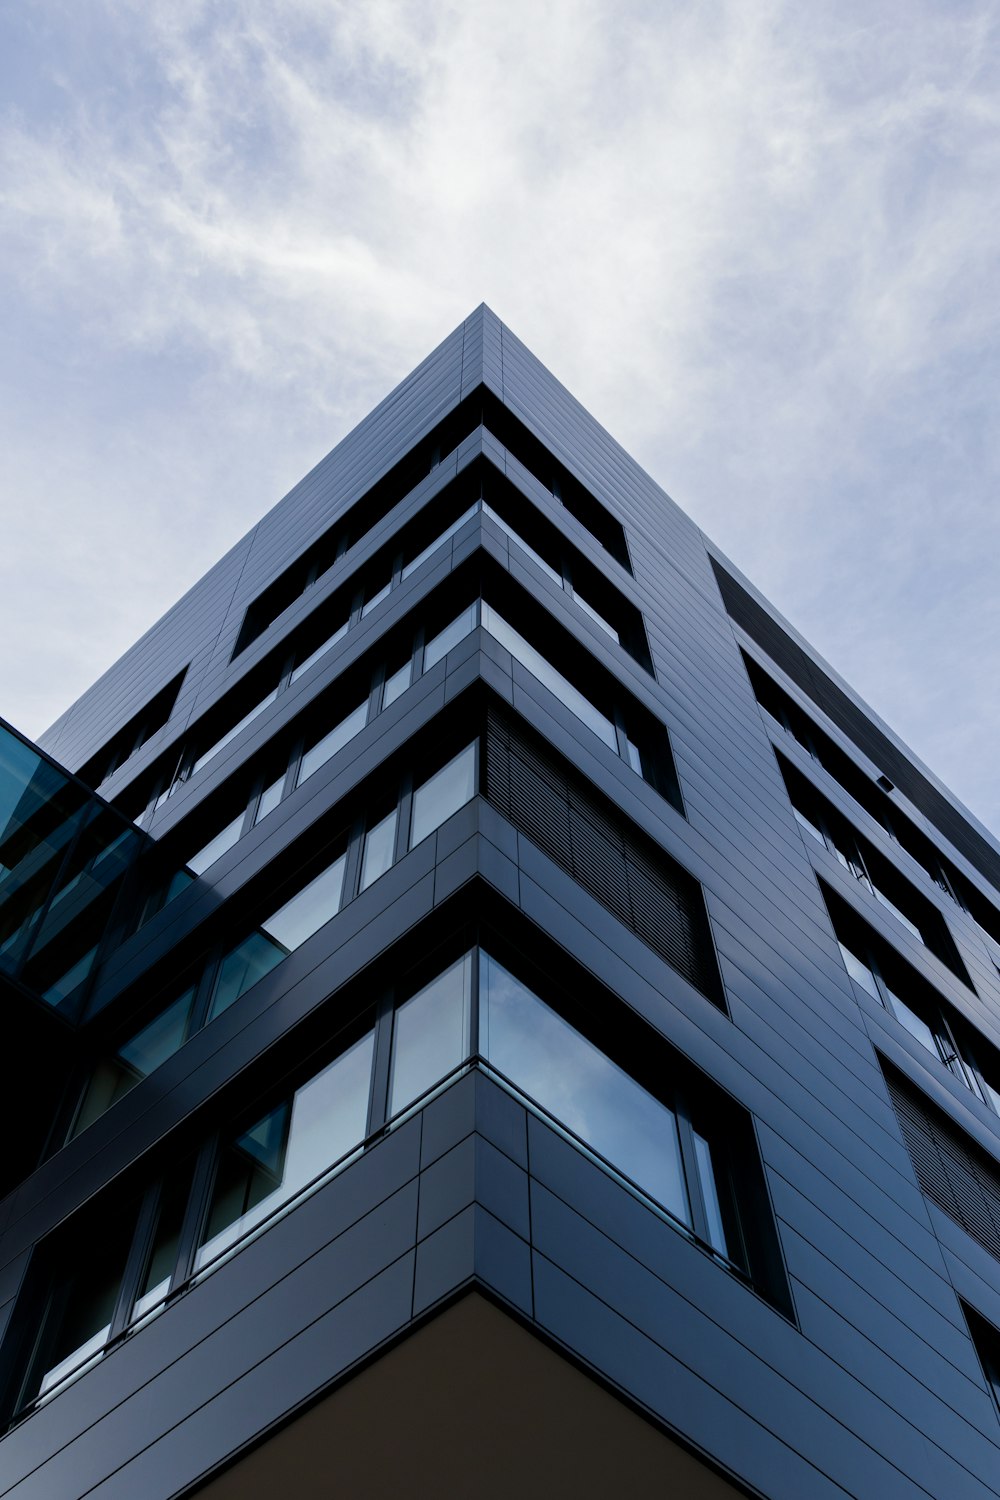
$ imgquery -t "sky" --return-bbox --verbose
[1,0,998,836]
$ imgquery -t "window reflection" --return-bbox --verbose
[23,1207,137,1407]
[481,602,618,752]
[210,933,286,1022]
[360,809,397,891]
[423,603,479,672]
[479,953,690,1228]
[29,943,772,1414]
[410,744,476,848]
[388,955,473,1117]
[195,1030,374,1272]
[298,702,368,785]
[70,986,198,1139]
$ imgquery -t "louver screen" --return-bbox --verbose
[484,707,724,1008]
[884,1061,1000,1261]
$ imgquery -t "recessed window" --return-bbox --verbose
[195,1030,375,1275]
[388,954,473,1118]
[13,937,788,1420]
[778,754,971,985]
[360,808,398,892]
[963,1303,1000,1420]
[827,889,1000,1114]
[410,743,477,849]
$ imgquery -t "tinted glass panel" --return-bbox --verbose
[423,604,478,671]
[480,952,690,1226]
[838,942,880,1000]
[361,580,391,618]
[382,660,411,708]
[260,854,347,950]
[360,810,397,892]
[187,813,244,876]
[210,932,285,1021]
[254,775,285,825]
[388,954,473,1117]
[24,1208,136,1406]
[481,502,561,584]
[574,591,619,641]
[290,620,349,682]
[693,1130,729,1257]
[410,744,476,848]
[192,689,279,775]
[195,1030,374,1271]
[298,702,368,784]
[884,988,941,1057]
[402,502,480,580]
[481,602,617,751]
[71,986,198,1139]
[131,1174,190,1325]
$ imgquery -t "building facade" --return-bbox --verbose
[1,305,1000,1497]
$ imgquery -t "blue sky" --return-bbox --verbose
[1,1,998,835]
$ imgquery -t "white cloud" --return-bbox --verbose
[1,0,999,828]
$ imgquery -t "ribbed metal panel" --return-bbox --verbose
[484,707,724,1007]
[885,1063,1000,1261]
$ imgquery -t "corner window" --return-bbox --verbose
[13,938,788,1420]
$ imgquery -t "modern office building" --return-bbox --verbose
[2,305,1000,1498]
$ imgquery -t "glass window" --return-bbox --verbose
[872,884,925,943]
[298,701,368,785]
[884,986,943,1059]
[195,1030,374,1272]
[290,620,349,683]
[574,591,619,642]
[361,579,391,618]
[388,955,473,1118]
[23,1208,136,1407]
[624,734,644,777]
[402,502,480,581]
[693,1131,729,1257]
[410,744,476,848]
[187,813,244,876]
[838,942,880,1000]
[423,603,479,671]
[481,502,561,584]
[360,809,397,892]
[70,984,200,1140]
[479,952,690,1227]
[192,688,280,776]
[209,932,286,1022]
[260,853,347,950]
[481,602,618,752]
[129,1174,190,1327]
[382,660,412,709]
[253,774,285,825]
[41,945,98,1007]
[793,806,827,847]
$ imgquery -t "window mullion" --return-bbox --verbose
[172,1136,219,1290]
[189,952,222,1035]
[341,816,366,905]
[107,1184,160,1342]
[395,777,414,863]
[674,1093,711,1246]
[367,989,396,1135]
